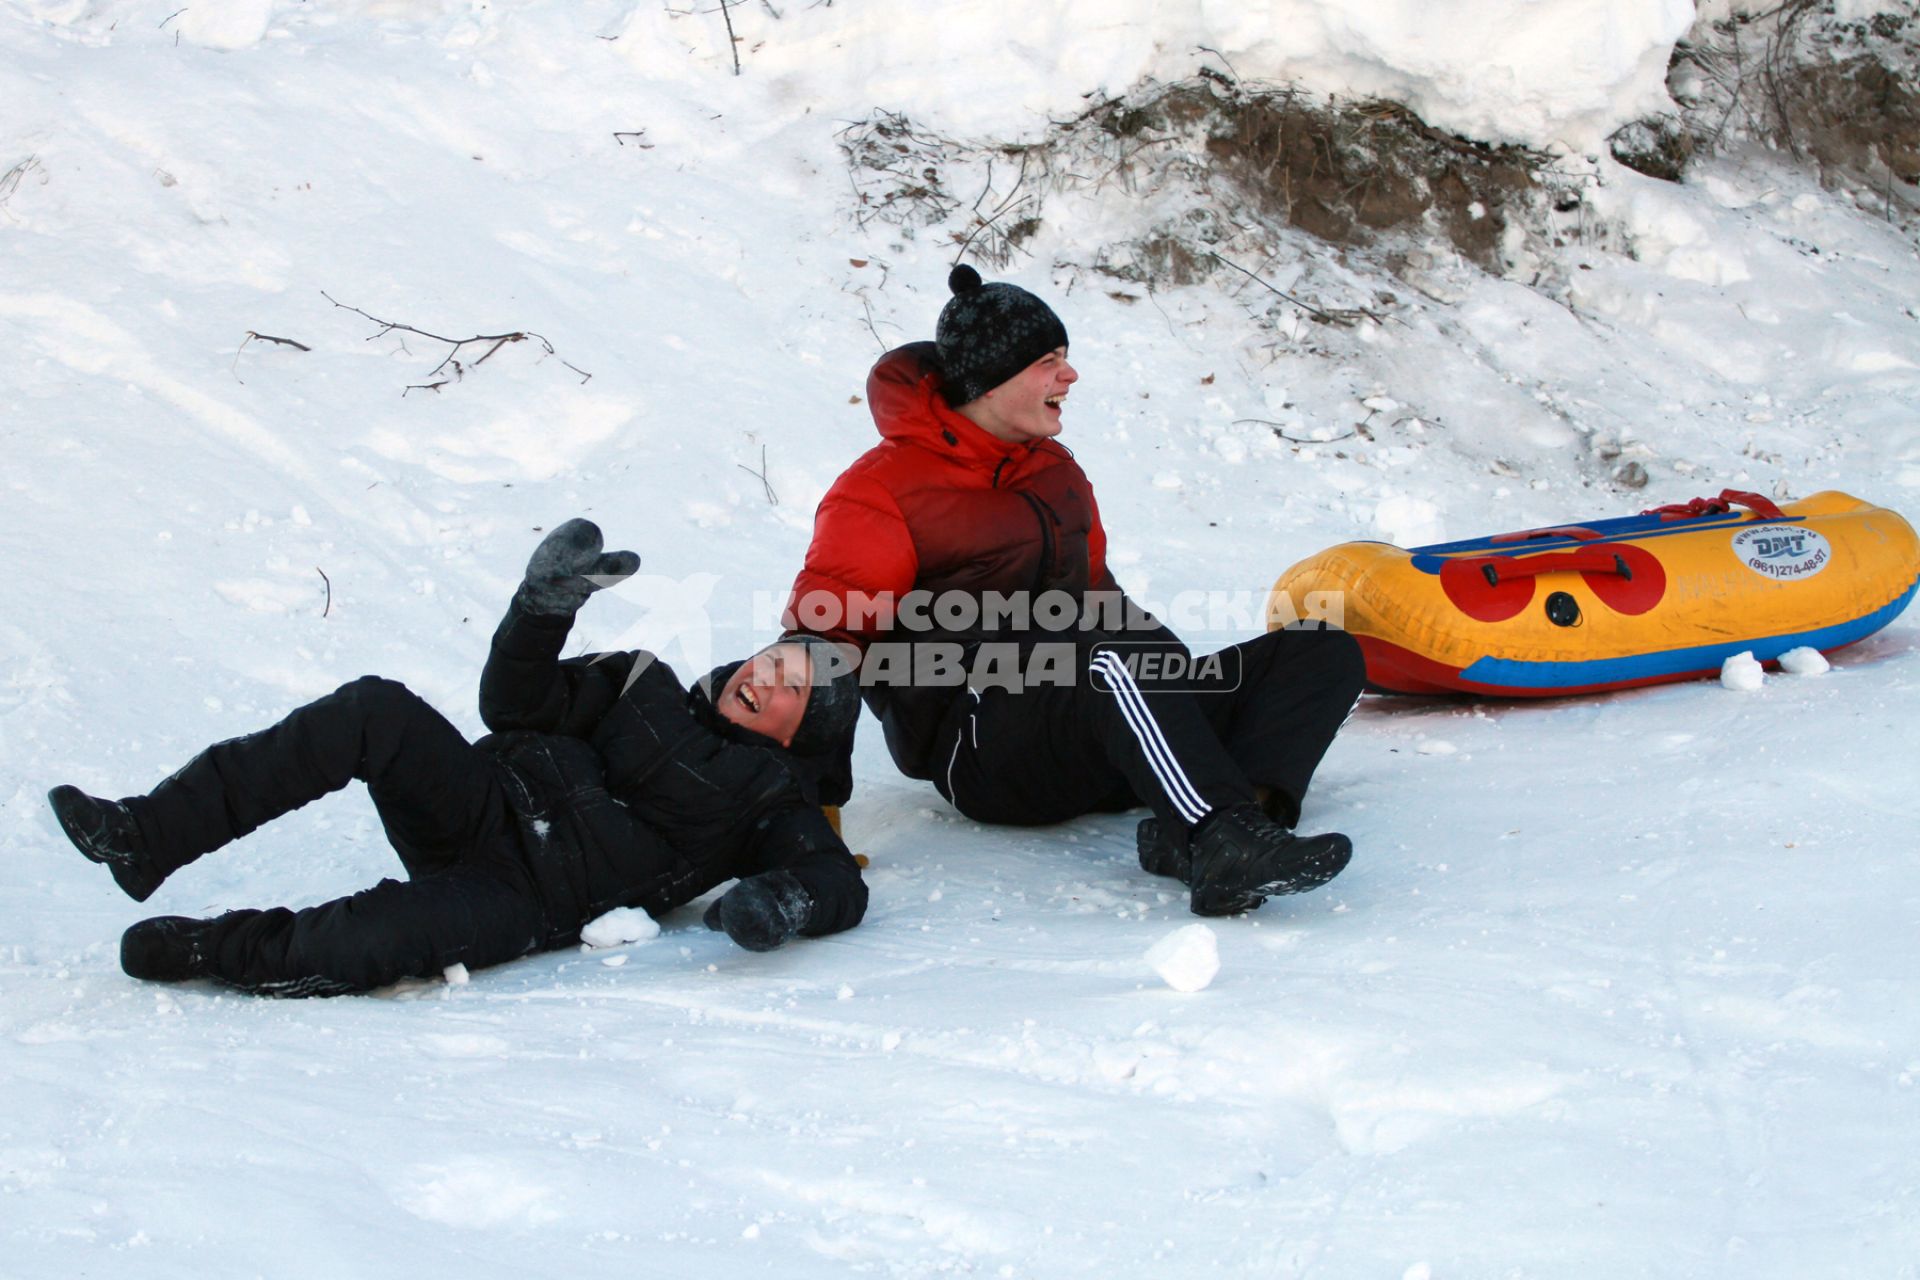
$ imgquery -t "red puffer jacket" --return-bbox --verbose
[785,342,1114,777]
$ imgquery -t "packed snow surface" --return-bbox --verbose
[4,2,1919,1278]
[741,0,1693,149]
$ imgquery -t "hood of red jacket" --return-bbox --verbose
[866,342,1062,472]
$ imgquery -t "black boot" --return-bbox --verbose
[1187,803,1351,917]
[120,916,216,983]
[1139,785,1300,886]
[1136,817,1193,883]
[1142,813,1264,914]
[48,785,168,903]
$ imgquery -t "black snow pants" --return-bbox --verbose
[934,626,1364,836]
[126,676,552,997]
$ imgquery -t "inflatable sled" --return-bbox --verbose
[1267,490,1920,697]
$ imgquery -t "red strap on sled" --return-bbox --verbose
[1642,488,1786,522]
[1441,542,1666,621]
[1490,525,1603,543]
[1475,547,1637,587]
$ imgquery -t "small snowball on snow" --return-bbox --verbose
[1777,646,1830,676]
[580,907,660,949]
[1144,924,1220,993]
[1415,739,1458,756]
[177,1,273,51]
[442,963,470,985]
[1720,651,1765,692]
[1373,494,1445,547]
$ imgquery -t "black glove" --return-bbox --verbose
[702,871,813,952]
[518,518,640,616]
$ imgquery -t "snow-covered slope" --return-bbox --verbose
[4,3,1918,1276]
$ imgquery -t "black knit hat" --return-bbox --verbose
[783,635,862,757]
[935,264,1069,408]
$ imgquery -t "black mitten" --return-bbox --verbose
[519,518,640,616]
[702,871,813,952]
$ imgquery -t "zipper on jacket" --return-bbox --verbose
[1017,491,1057,591]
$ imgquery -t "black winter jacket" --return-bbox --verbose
[475,594,867,942]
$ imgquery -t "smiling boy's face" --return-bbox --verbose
[955,347,1077,445]
[715,641,814,747]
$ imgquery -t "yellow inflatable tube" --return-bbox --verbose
[1267,490,1920,696]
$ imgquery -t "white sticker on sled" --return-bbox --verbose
[1732,525,1831,580]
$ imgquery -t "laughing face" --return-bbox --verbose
[957,347,1077,445]
[716,640,814,747]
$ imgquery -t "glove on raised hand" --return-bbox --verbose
[519,518,640,616]
[702,870,813,952]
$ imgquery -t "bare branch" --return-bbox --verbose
[1234,418,1358,445]
[321,292,591,391]
[231,330,311,382]
[1208,252,1377,327]
[0,156,43,211]
[717,0,742,76]
[248,331,310,352]
[736,443,778,505]
[1195,45,1242,84]
[855,293,887,351]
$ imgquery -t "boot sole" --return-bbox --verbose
[1189,838,1352,916]
[48,786,162,903]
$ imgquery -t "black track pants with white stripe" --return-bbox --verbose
[127,676,548,996]
[934,627,1364,836]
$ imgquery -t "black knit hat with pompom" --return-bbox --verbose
[934,264,1069,408]
[783,634,861,758]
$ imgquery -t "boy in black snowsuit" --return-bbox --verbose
[48,519,868,997]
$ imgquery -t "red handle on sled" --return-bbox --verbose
[1642,488,1786,522]
[1477,547,1636,587]
[1490,525,1603,543]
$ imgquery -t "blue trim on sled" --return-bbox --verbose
[1405,512,1801,576]
[1456,579,1919,690]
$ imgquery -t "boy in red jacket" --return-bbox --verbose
[786,266,1364,916]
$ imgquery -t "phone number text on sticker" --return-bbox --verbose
[1732,525,1831,580]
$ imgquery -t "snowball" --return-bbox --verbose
[1374,494,1446,547]
[1777,646,1830,676]
[579,907,661,949]
[1720,651,1765,692]
[1145,924,1220,993]
[176,0,273,50]
[442,963,470,986]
